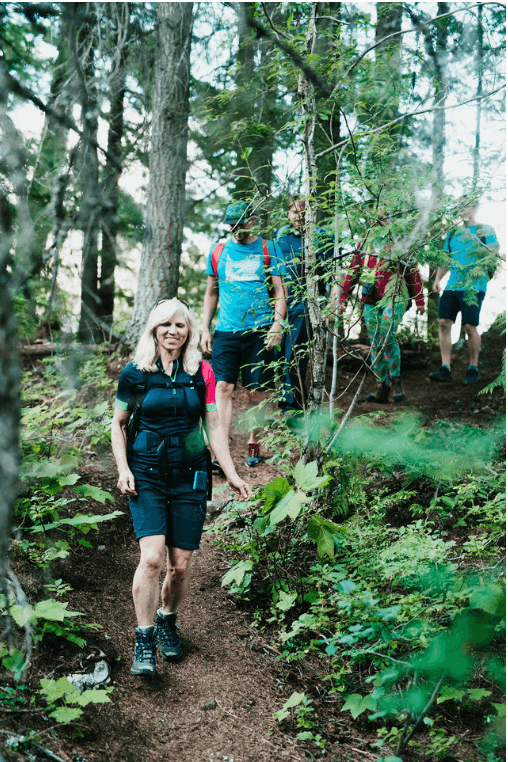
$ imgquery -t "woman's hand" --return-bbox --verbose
[117,469,137,495]
[226,474,252,501]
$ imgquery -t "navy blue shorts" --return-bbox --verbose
[439,290,485,327]
[128,466,207,549]
[211,330,274,389]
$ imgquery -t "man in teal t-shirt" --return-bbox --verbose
[201,201,286,466]
[430,198,500,385]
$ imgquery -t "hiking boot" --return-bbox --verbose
[366,383,391,403]
[464,367,479,385]
[131,626,156,675]
[246,444,262,467]
[156,610,183,662]
[391,377,405,402]
[429,365,451,382]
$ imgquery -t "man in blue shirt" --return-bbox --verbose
[430,198,500,385]
[275,195,334,413]
[201,201,286,466]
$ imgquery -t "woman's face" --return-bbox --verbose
[155,310,189,356]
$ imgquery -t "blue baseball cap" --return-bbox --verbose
[223,200,253,225]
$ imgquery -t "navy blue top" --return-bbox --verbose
[275,225,334,311]
[115,360,207,469]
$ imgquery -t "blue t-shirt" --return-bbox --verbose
[206,237,284,332]
[443,224,499,292]
[275,225,334,310]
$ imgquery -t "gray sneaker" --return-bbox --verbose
[156,610,183,662]
[131,626,156,675]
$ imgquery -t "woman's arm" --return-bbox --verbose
[111,407,137,495]
[204,410,252,501]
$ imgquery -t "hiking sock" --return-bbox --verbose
[467,365,478,373]
[248,444,260,458]
[442,364,451,372]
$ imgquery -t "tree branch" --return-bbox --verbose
[316,84,506,159]
[3,68,122,172]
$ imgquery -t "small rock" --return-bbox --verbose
[235,628,250,638]
[200,698,217,711]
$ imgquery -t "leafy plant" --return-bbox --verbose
[39,676,113,724]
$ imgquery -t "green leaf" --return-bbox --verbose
[40,677,80,703]
[76,688,113,707]
[293,460,331,491]
[341,693,377,719]
[437,685,466,704]
[469,583,506,616]
[72,485,114,504]
[30,510,123,533]
[307,515,345,559]
[269,490,308,524]
[262,477,291,511]
[221,560,254,587]
[34,599,83,622]
[276,590,298,612]
[283,691,306,709]
[49,706,83,723]
[466,688,492,702]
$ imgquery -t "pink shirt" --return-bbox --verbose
[202,360,217,410]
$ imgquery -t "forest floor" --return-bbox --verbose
[6,324,505,762]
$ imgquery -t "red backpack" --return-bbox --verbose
[211,239,274,296]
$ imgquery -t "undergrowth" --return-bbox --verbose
[1,350,121,742]
[212,410,506,760]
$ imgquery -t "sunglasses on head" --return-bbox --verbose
[153,297,190,310]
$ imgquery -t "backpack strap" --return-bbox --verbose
[126,372,151,457]
[262,238,275,299]
[211,242,226,278]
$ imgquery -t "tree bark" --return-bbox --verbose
[0,71,22,595]
[72,3,102,343]
[472,3,483,189]
[98,4,128,332]
[125,2,193,346]
[299,5,328,417]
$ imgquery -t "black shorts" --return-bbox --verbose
[128,466,207,550]
[211,330,274,389]
[438,290,485,327]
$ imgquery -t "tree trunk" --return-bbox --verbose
[72,3,102,343]
[98,4,128,332]
[125,2,193,347]
[0,71,22,594]
[299,5,328,417]
[27,8,72,285]
[472,3,483,189]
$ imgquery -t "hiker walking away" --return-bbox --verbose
[339,217,425,403]
[430,197,500,385]
[275,194,334,416]
[111,298,251,676]
[200,200,286,467]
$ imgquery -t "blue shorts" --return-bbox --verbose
[128,466,207,549]
[439,290,485,327]
[211,330,274,389]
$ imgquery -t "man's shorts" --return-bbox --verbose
[438,289,485,327]
[128,466,207,549]
[211,329,274,389]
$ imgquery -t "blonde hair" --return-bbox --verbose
[133,298,202,375]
